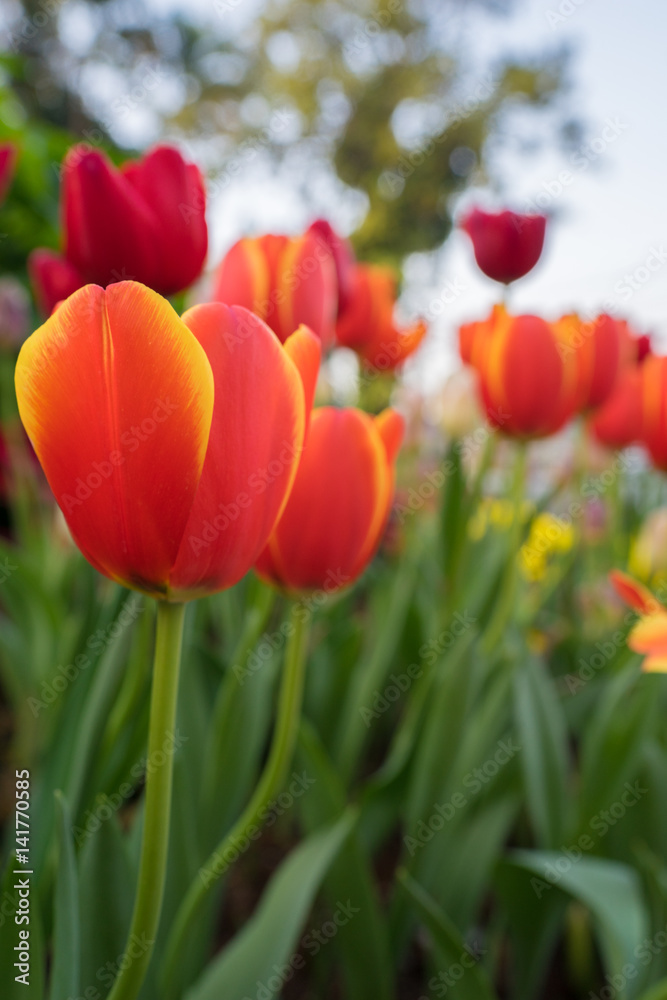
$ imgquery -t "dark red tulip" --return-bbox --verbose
[29,250,84,316]
[29,145,208,313]
[307,220,356,315]
[0,143,17,206]
[461,207,546,284]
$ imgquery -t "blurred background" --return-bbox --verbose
[2,0,665,392]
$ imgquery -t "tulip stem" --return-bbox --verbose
[160,601,309,998]
[482,442,527,652]
[106,600,186,1000]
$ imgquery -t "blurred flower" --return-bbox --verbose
[16,281,319,600]
[460,207,546,284]
[212,231,337,350]
[255,406,404,593]
[589,367,642,450]
[307,219,356,315]
[520,512,575,582]
[554,313,624,413]
[0,143,17,205]
[460,306,574,438]
[436,367,483,439]
[628,508,667,584]
[0,277,30,349]
[28,250,84,316]
[468,497,533,541]
[335,264,426,372]
[610,570,667,671]
[29,145,208,313]
[636,355,667,470]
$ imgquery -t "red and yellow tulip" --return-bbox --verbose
[255,406,404,593]
[610,570,667,672]
[30,145,208,314]
[212,232,337,350]
[335,264,426,372]
[16,281,319,601]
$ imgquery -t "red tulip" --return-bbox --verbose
[461,306,571,438]
[335,264,426,371]
[29,250,84,316]
[307,219,356,315]
[460,207,546,284]
[0,143,17,206]
[637,356,667,471]
[211,232,337,349]
[255,406,404,593]
[589,367,642,450]
[29,145,207,312]
[16,281,319,601]
[553,313,624,413]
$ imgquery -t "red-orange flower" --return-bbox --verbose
[554,313,624,413]
[637,355,667,470]
[211,232,337,350]
[589,367,642,450]
[16,282,319,601]
[307,219,356,315]
[460,306,572,438]
[610,570,667,672]
[460,207,546,284]
[255,406,404,593]
[335,264,426,372]
[29,145,208,314]
[0,143,17,206]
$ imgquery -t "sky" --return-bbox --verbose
[59,0,667,394]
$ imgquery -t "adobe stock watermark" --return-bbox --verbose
[588,922,667,1000]
[404,736,521,855]
[545,0,589,29]
[72,729,188,847]
[27,597,144,717]
[530,780,648,899]
[199,771,316,886]
[359,610,476,726]
[60,398,178,514]
[418,940,487,999]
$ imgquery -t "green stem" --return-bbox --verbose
[482,442,527,652]
[106,600,186,1000]
[160,601,310,997]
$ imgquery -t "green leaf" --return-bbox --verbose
[513,654,570,847]
[78,814,135,1000]
[509,850,649,998]
[50,791,81,1000]
[637,981,667,1000]
[397,869,497,1000]
[184,811,356,1000]
[296,720,394,1000]
[0,853,45,999]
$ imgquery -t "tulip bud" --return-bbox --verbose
[307,219,356,315]
[460,207,546,284]
[28,250,85,317]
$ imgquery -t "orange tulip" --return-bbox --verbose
[460,306,572,438]
[255,406,404,593]
[589,367,642,450]
[553,313,624,413]
[637,355,667,471]
[211,232,337,350]
[16,282,320,601]
[335,264,426,371]
[610,570,667,672]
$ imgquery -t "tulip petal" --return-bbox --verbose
[283,325,321,419]
[628,614,667,656]
[16,282,214,595]
[375,408,405,464]
[212,238,271,320]
[170,304,305,598]
[28,249,84,316]
[609,569,662,616]
[275,233,337,349]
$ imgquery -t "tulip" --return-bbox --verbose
[211,232,337,349]
[554,313,623,412]
[589,367,642,450]
[29,249,84,317]
[29,145,208,312]
[460,207,547,284]
[0,143,17,206]
[461,306,571,438]
[637,355,667,471]
[335,264,426,371]
[15,281,319,601]
[629,508,667,584]
[307,219,356,315]
[255,406,404,593]
[610,570,667,672]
